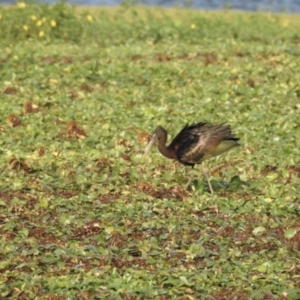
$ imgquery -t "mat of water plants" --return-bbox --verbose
[0,2,300,299]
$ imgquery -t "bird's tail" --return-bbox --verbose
[202,124,240,160]
[209,140,240,157]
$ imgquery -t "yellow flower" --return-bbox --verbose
[281,20,289,27]
[23,25,29,31]
[39,31,44,37]
[50,20,56,27]
[87,15,93,22]
[31,15,37,21]
[49,78,58,85]
[37,20,42,27]
[42,17,47,23]
[14,55,18,60]
[190,24,196,29]
[0,14,2,20]
[17,2,26,8]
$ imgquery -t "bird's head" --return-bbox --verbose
[143,126,167,158]
[154,126,167,141]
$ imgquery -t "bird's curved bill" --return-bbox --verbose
[143,133,157,158]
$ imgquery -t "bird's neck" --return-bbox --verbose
[158,140,177,159]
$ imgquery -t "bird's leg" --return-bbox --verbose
[202,165,214,194]
[185,168,194,189]
[185,165,214,194]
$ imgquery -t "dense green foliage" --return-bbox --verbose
[0,2,300,299]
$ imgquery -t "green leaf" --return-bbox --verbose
[39,198,48,208]
[18,228,29,238]
[284,228,297,239]
[256,262,269,273]
[59,214,72,225]
[105,226,115,234]
[188,243,205,256]
[252,226,266,236]
[266,172,279,182]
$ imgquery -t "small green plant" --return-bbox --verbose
[0,0,95,43]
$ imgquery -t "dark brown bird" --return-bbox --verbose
[144,122,240,193]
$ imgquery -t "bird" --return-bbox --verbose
[143,122,240,194]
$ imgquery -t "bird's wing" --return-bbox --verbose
[171,123,206,164]
[176,133,205,164]
[201,139,240,161]
[169,123,205,155]
[176,124,239,164]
